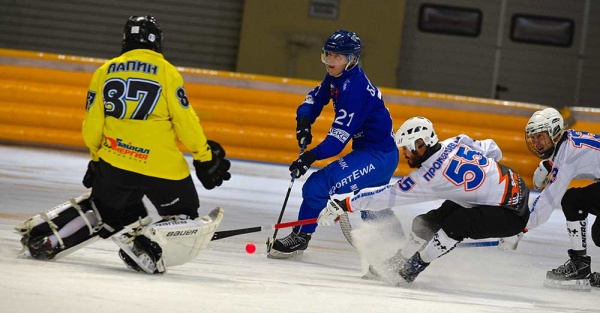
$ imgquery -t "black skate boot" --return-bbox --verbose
[267,227,311,259]
[590,272,600,287]
[27,236,61,260]
[544,249,591,291]
[113,233,165,274]
[398,252,430,284]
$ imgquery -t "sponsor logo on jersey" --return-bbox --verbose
[330,84,339,103]
[351,184,393,200]
[337,158,349,170]
[328,127,350,143]
[423,140,458,181]
[103,136,150,161]
[303,95,314,105]
[329,163,376,195]
[342,79,349,91]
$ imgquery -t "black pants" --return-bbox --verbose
[561,181,600,247]
[91,159,200,235]
[413,200,530,241]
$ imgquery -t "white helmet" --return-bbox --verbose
[395,117,438,151]
[525,108,565,159]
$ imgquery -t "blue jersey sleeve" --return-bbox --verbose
[296,77,331,123]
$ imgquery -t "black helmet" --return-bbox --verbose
[122,16,163,53]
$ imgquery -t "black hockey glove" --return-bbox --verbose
[193,140,231,190]
[289,150,317,178]
[82,160,98,188]
[296,116,312,148]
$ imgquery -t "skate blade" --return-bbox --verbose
[543,278,591,292]
[361,266,383,281]
[266,250,304,260]
[112,237,156,274]
[17,246,31,259]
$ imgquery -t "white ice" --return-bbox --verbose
[0,144,599,313]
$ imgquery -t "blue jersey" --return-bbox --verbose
[297,66,396,160]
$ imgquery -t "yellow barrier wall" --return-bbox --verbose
[2,49,599,189]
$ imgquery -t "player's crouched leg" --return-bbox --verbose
[113,207,224,274]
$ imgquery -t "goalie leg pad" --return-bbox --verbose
[113,207,224,273]
[15,193,95,238]
[25,215,101,260]
[147,207,224,267]
[16,194,103,260]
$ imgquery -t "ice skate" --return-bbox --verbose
[544,249,591,291]
[398,252,430,284]
[267,227,311,259]
[26,236,61,260]
[590,272,600,287]
[113,232,165,274]
[361,265,382,280]
[362,249,408,283]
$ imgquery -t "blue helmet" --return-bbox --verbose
[323,30,362,62]
[122,16,163,53]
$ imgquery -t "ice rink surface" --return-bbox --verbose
[1,144,599,313]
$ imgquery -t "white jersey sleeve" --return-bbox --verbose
[458,134,502,162]
[527,130,600,230]
[348,135,525,213]
[348,179,438,211]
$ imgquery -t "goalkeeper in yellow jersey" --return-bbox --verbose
[19,16,230,274]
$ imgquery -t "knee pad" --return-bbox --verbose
[92,198,137,239]
[122,201,149,225]
[411,214,440,241]
[592,221,600,247]
[94,200,149,238]
[156,207,198,220]
[561,188,588,220]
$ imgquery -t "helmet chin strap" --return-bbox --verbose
[345,60,358,71]
[327,61,358,77]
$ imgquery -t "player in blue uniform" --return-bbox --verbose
[268,30,399,259]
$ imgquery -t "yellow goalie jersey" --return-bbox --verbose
[82,49,212,180]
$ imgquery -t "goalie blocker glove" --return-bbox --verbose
[194,140,231,190]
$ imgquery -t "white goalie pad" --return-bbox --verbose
[142,207,224,268]
[14,193,93,237]
[14,193,100,260]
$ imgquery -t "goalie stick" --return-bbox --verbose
[338,212,499,248]
[212,217,317,241]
